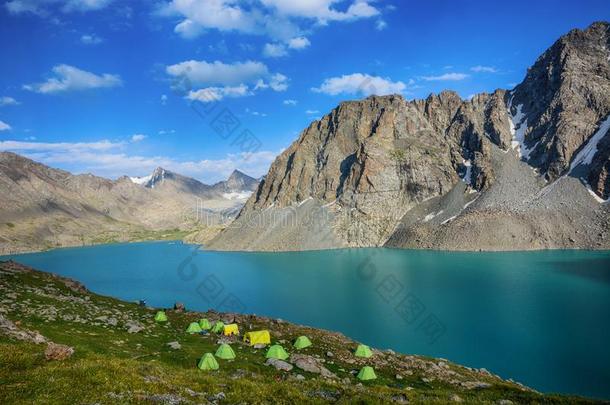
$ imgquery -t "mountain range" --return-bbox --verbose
[2,22,609,253]
[0,152,257,254]
[207,21,610,251]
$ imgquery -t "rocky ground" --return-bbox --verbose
[0,260,601,404]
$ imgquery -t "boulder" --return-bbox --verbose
[265,358,293,371]
[290,354,336,378]
[125,321,144,334]
[44,342,74,361]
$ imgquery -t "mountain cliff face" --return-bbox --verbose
[511,21,610,194]
[0,154,258,253]
[208,22,610,251]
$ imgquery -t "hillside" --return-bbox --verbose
[0,153,258,254]
[207,22,610,252]
[0,260,596,404]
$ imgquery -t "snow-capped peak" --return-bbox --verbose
[129,174,152,186]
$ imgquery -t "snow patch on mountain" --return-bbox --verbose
[222,191,252,201]
[568,115,610,172]
[129,175,152,186]
[461,159,472,185]
[507,99,534,160]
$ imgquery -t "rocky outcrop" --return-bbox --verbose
[209,22,610,252]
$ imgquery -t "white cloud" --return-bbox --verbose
[268,73,288,91]
[246,108,267,117]
[24,64,122,94]
[470,65,498,73]
[63,0,113,12]
[0,121,12,131]
[0,139,122,151]
[174,19,205,39]
[305,109,320,114]
[167,59,288,100]
[160,94,168,105]
[131,134,147,142]
[421,72,469,81]
[5,0,43,15]
[288,36,310,49]
[261,0,379,21]
[312,73,406,96]
[166,60,269,87]
[158,129,176,135]
[0,96,20,106]
[375,19,387,31]
[161,0,258,38]
[0,138,278,183]
[161,0,382,44]
[186,84,252,102]
[80,33,103,45]
[5,0,114,16]
[283,99,297,105]
[263,43,288,58]
[263,36,309,58]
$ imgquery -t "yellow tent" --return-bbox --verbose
[223,323,239,336]
[243,330,271,346]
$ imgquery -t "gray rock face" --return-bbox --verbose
[511,21,610,187]
[265,358,293,371]
[290,354,336,378]
[209,22,610,252]
[212,170,259,194]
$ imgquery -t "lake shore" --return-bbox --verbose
[0,259,600,404]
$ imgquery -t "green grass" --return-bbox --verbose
[0,262,599,404]
[88,228,193,245]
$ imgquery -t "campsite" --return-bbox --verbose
[0,261,593,404]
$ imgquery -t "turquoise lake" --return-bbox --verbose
[3,242,610,399]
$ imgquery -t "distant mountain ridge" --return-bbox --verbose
[0,153,258,254]
[207,22,610,252]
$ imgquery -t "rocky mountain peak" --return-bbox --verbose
[215,169,258,194]
[511,21,610,186]
[209,21,610,252]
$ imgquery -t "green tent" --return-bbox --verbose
[355,344,373,358]
[293,335,312,350]
[211,321,225,333]
[215,343,236,360]
[198,318,211,330]
[154,311,168,322]
[197,353,219,371]
[265,344,289,360]
[357,366,377,381]
[186,322,203,334]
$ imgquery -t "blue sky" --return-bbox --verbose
[0,0,608,183]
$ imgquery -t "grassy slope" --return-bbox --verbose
[0,261,597,404]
